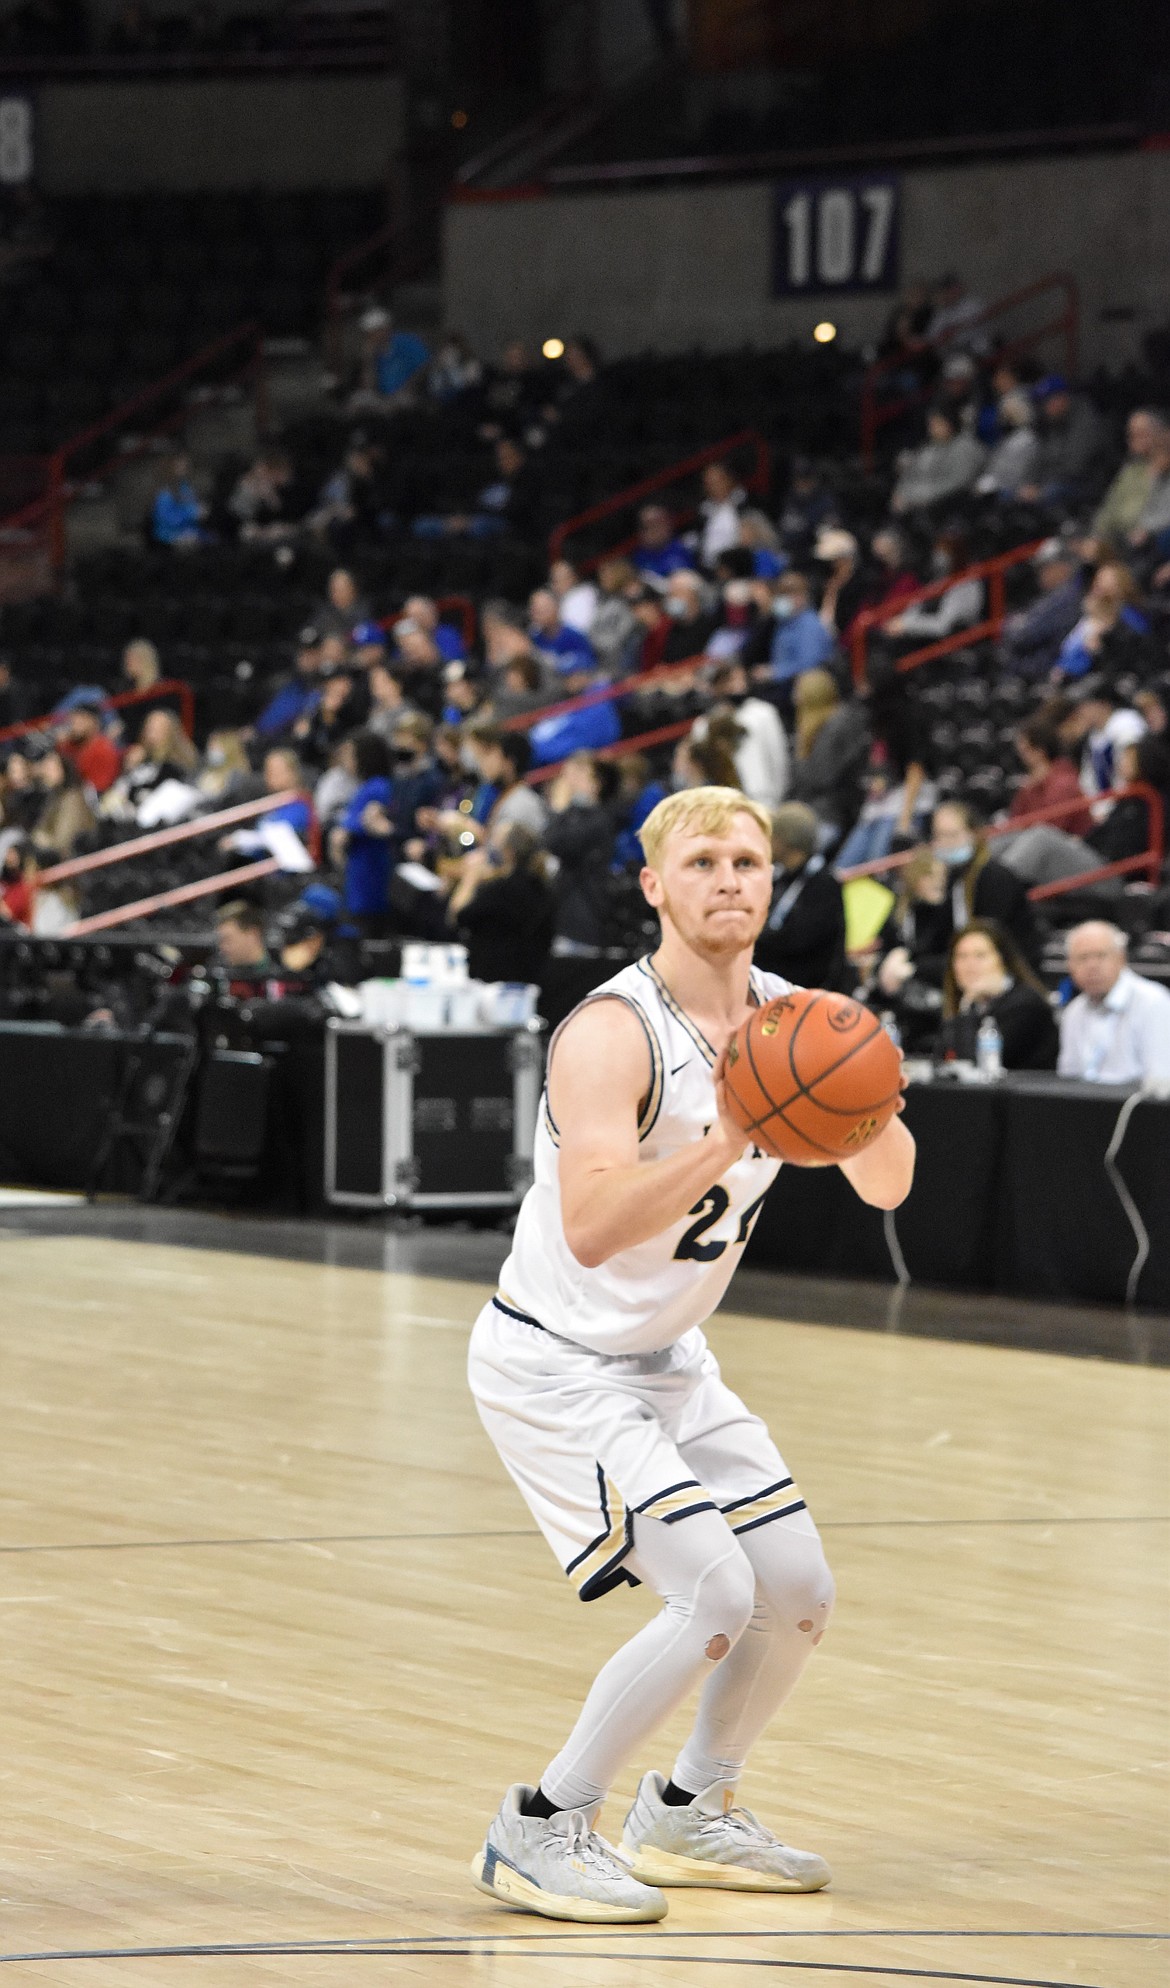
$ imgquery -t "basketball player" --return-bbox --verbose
[469,787,915,1922]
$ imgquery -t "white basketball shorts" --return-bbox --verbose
[468,1295,814,1601]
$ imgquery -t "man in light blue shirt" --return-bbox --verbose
[763,571,837,686]
[1058,922,1170,1087]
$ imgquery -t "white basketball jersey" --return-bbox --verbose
[497,956,793,1356]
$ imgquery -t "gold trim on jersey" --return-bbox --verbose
[637,956,717,1067]
[721,1475,807,1536]
[567,1467,633,1599]
[635,1477,718,1525]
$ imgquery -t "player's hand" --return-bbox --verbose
[711,1044,750,1160]
[895,1047,908,1114]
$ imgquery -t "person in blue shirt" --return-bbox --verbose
[529,587,597,673]
[254,629,323,740]
[358,308,430,400]
[529,655,621,765]
[632,502,694,581]
[335,731,396,923]
[757,570,837,690]
[401,594,465,662]
[1055,561,1154,682]
[152,453,207,548]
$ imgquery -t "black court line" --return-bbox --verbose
[0,1943,1123,1986]
[1,1515,1166,1558]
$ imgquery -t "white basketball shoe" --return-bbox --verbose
[471,1783,668,1923]
[622,1771,831,1891]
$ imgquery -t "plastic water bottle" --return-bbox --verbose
[879,1010,902,1051]
[976,1014,1003,1079]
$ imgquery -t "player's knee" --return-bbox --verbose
[754,1532,836,1646]
[693,1544,756,1658]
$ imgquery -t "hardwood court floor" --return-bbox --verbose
[0,1232,1166,1987]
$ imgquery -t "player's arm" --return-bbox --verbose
[838,1115,916,1209]
[552,1001,746,1269]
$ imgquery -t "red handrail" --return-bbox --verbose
[62,857,281,937]
[548,429,771,570]
[837,783,1165,893]
[860,272,1079,467]
[0,321,266,570]
[0,678,196,749]
[849,538,1044,687]
[36,789,301,887]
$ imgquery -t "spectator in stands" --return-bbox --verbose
[541,336,602,435]
[103,709,200,827]
[757,570,837,692]
[0,747,43,837]
[308,437,381,546]
[930,798,1037,962]
[543,751,617,954]
[401,595,465,663]
[427,332,483,406]
[788,668,869,841]
[30,747,95,860]
[317,568,369,642]
[1058,922,1170,1086]
[1008,717,1091,838]
[222,747,316,873]
[1057,679,1147,805]
[976,389,1040,499]
[0,835,33,929]
[549,558,597,636]
[937,920,1058,1069]
[874,848,953,1014]
[488,651,547,725]
[295,663,359,772]
[416,436,539,541]
[352,307,429,407]
[890,406,986,514]
[633,503,693,582]
[529,587,596,673]
[877,284,934,389]
[479,340,540,441]
[423,725,546,845]
[1135,683,1169,739]
[227,450,296,544]
[61,697,121,797]
[777,457,837,556]
[121,639,161,697]
[696,461,747,570]
[529,643,621,763]
[885,527,983,645]
[446,821,555,987]
[214,901,274,987]
[1127,419,1170,572]
[695,659,789,806]
[1022,377,1104,506]
[366,662,416,745]
[152,453,208,549]
[1054,561,1154,681]
[1000,539,1086,678]
[660,568,718,665]
[1091,409,1163,551]
[815,529,867,641]
[837,660,934,866]
[673,726,741,793]
[754,801,847,992]
[611,753,670,870]
[926,272,989,356]
[863,526,921,627]
[386,713,444,848]
[589,559,642,676]
[332,731,395,928]
[936,352,980,433]
[738,509,786,581]
[198,729,256,808]
[254,629,322,741]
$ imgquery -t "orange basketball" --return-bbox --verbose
[723,988,901,1165]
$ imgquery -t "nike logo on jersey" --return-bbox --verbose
[671,1060,690,1075]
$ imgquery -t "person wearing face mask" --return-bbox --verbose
[660,570,718,663]
[754,570,836,696]
[386,712,444,845]
[930,799,1039,966]
[884,530,983,645]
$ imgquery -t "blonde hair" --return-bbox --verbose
[793,668,839,759]
[638,784,771,869]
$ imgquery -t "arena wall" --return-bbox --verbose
[444,148,1169,372]
[37,73,404,191]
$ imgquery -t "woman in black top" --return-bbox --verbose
[449,821,555,986]
[936,918,1058,1070]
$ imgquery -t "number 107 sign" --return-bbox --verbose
[772,175,899,296]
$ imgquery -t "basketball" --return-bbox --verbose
[723,988,902,1165]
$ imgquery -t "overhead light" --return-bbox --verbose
[542,337,565,360]
[813,321,837,344]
